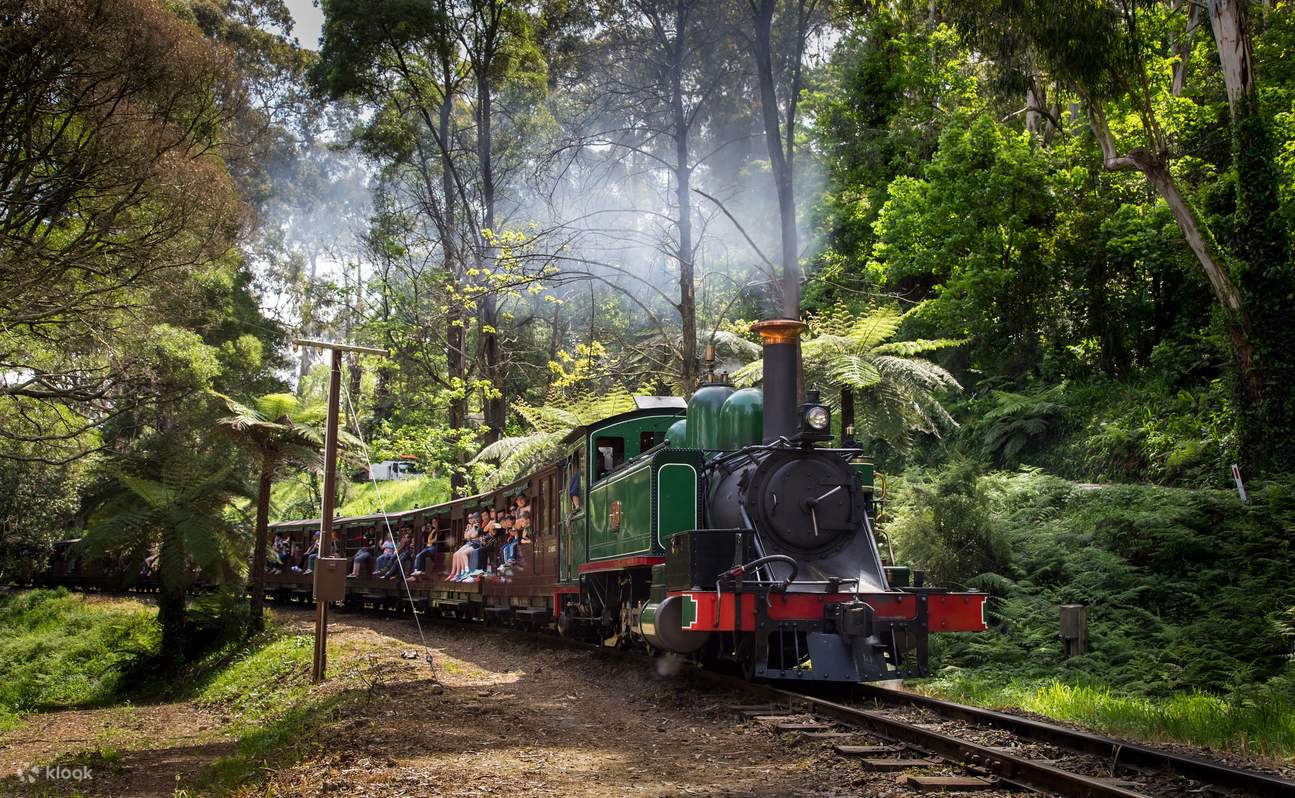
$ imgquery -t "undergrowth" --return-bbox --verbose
[920,673,1295,758]
[891,466,1295,757]
[0,588,157,726]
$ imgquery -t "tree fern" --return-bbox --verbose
[733,306,962,452]
[978,387,1068,464]
[471,389,639,490]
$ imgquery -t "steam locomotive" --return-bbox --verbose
[39,318,985,683]
[558,318,985,681]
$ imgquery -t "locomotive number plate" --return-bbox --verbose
[610,500,622,531]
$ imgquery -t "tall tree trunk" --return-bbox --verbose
[544,297,562,394]
[1209,0,1295,471]
[1171,0,1202,97]
[839,387,855,445]
[478,72,505,444]
[1025,81,1046,135]
[297,251,320,390]
[249,460,273,631]
[1087,104,1265,416]
[672,0,698,391]
[435,71,470,494]
[1209,0,1255,114]
[751,0,800,321]
[156,528,187,671]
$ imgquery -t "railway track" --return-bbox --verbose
[699,677,1295,797]
[376,597,1293,798]
[32,587,1295,797]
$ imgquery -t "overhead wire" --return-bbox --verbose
[338,367,440,682]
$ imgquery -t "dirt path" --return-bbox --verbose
[0,604,989,797]
[256,608,850,798]
[0,694,235,797]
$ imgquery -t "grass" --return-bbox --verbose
[918,671,1295,760]
[268,472,450,521]
[190,624,384,794]
[0,589,382,796]
[0,589,158,723]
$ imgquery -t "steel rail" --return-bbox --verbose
[853,685,1295,798]
[40,587,1295,798]
[685,672,1153,797]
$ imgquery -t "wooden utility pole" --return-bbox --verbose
[293,339,388,684]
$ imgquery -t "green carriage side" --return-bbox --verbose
[557,399,700,585]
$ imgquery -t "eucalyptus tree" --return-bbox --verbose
[0,0,246,460]
[944,0,1295,471]
[580,0,744,390]
[747,0,826,320]
[318,0,549,452]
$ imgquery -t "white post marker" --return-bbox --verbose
[1231,463,1248,504]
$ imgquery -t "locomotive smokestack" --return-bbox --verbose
[751,319,806,443]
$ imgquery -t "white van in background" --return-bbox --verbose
[365,458,420,481]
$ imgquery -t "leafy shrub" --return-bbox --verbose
[886,461,1014,588]
[893,468,1295,697]
[973,386,1067,464]
[0,589,157,714]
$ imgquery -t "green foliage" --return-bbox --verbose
[0,455,89,584]
[922,673,1295,758]
[887,462,1013,588]
[892,467,1295,701]
[470,389,638,489]
[870,114,1058,375]
[0,590,158,722]
[734,307,961,453]
[974,386,1067,465]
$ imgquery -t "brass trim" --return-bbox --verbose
[751,318,807,345]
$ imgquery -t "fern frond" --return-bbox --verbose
[871,338,965,357]
[825,354,882,389]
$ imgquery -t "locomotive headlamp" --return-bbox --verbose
[804,405,830,431]
[796,389,832,443]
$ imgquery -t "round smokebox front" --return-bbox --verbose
[744,450,859,558]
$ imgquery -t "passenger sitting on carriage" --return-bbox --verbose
[380,534,414,580]
[499,516,520,566]
[287,542,304,570]
[140,545,160,577]
[373,540,396,575]
[449,514,482,580]
[411,518,441,576]
[349,541,375,577]
[517,510,533,543]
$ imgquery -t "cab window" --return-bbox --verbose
[593,436,625,480]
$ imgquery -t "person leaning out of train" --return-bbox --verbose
[568,465,582,510]
[349,541,375,577]
[518,510,533,543]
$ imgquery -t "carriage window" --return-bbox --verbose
[593,436,625,479]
